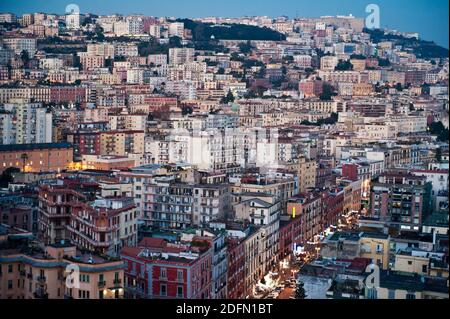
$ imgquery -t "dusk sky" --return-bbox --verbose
[1,0,448,48]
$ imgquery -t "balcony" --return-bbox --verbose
[37,276,46,284]
[98,281,106,288]
[34,289,49,299]
[113,278,122,286]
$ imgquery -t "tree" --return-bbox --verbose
[238,40,253,55]
[181,105,193,115]
[395,83,403,91]
[295,281,307,299]
[320,83,336,101]
[428,121,449,142]
[335,59,353,71]
[220,90,235,104]
[436,147,442,162]
[0,167,20,188]
[169,36,183,48]
[20,50,30,65]
[377,57,391,67]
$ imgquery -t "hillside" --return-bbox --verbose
[177,19,286,41]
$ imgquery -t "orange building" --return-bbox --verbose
[0,142,73,173]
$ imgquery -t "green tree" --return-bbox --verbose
[181,106,193,115]
[295,281,307,299]
[395,83,403,91]
[238,40,253,55]
[335,59,353,71]
[169,36,183,48]
[428,121,449,142]
[20,50,30,65]
[220,90,235,104]
[320,83,336,101]
[0,167,20,188]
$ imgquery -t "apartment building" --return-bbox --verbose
[121,238,213,299]
[169,48,194,66]
[0,230,124,299]
[99,130,145,156]
[234,193,281,277]
[0,142,73,174]
[1,99,52,145]
[67,197,137,257]
[370,171,433,232]
[1,36,37,57]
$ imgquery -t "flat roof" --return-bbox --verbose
[0,142,73,152]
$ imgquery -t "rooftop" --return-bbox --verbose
[0,142,73,152]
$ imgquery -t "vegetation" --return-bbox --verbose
[138,36,184,56]
[178,19,286,41]
[220,90,235,104]
[350,54,366,60]
[377,57,391,67]
[238,40,254,54]
[295,281,307,299]
[335,59,353,71]
[319,83,337,101]
[428,121,449,142]
[301,113,339,126]
[364,28,449,59]
[0,167,20,188]
[181,105,193,116]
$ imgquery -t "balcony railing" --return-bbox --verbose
[34,289,49,299]
[37,275,46,284]
[98,281,106,288]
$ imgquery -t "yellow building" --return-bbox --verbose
[99,130,144,156]
[283,157,317,193]
[393,250,430,275]
[359,233,390,269]
[0,228,125,300]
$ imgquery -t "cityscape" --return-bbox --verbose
[0,1,448,303]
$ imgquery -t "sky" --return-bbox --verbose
[1,0,448,48]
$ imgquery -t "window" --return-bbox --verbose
[366,288,377,299]
[8,280,13,290]
[177,270,183,282]
[160,268,167,279]
[177,286,183,298]
[406,293,416,299]
[388,289,395,299]
[160,284,167,296]
[422,265,427,273]
[8,264,13,273]
[408,261,413,265]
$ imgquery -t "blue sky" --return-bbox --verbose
[1,0,448,48]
